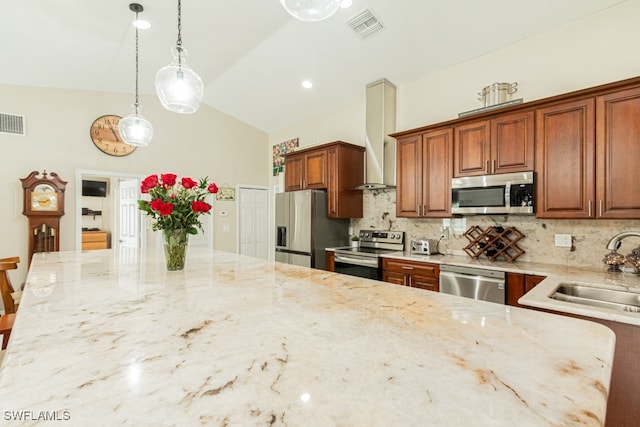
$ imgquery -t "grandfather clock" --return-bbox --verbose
[20,170,67,265]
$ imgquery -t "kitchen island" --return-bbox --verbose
[0,248,614,426]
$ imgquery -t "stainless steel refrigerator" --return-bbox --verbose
[275,190,350,269]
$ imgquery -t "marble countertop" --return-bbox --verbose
[358,250,640,325]
[0,248,614,426]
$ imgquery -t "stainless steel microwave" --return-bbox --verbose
[451,171,534,215]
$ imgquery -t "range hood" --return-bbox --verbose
[354,78,397,190]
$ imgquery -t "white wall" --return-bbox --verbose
[0,85,268,283]
[267,1,640,269]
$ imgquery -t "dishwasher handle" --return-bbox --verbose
[439,270,505,287]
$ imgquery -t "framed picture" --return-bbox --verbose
[216,184,235,201]
[272,137,299,176]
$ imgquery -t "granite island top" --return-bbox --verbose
[0,248,615,426]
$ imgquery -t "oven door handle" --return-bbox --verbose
[334,254,379,268]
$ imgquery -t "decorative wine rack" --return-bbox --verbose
[463,225,525,262]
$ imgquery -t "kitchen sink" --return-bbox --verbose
[550,283,640,313]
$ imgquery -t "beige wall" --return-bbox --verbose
[0,85,268,283]
[268,1,640,269]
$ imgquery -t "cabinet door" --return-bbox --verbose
[396,134,422,217]
[409,275,439,292]
[327,147,339,217]
[596,87,640,218]
[382,271,407,286]
[284,155,304,191]
[422,128,453,217]
[454,120,491,177]
[491,110,535,174]
[304,149,328,189]
[535,98,595,218]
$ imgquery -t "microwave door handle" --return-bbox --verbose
[505,182,511,209]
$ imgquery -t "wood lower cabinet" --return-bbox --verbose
[396,128,452,218]
[382,258,439,292]
[284,141,364,218]
[505,272,546,307]
[453,110,534,178]
[82,231,108,250]
[326,251,335,272]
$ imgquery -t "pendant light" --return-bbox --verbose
[280,0,342,22]
[119,3,154,147]
[155,0,204,114]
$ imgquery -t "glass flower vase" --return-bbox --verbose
[163,229,189,271]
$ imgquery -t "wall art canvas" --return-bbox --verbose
[272,138,299,176]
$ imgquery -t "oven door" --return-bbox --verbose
[333,253,381,280]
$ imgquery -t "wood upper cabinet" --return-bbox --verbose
[382,258,440,292]
[285,141,364,218]
[596,86,640,218]
[396,128,452,218]
[284,149,327,191]
[535,98,595,218]
[453,111,534,177]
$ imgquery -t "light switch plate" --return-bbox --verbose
[555,234,572,247]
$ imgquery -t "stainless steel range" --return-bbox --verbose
[333,230,404,280]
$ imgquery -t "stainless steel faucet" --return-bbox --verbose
[606,231,640,250]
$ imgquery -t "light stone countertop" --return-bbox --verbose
[0,247,615,426]
[376,251,640,326]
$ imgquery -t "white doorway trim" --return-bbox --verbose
[236,184,270,258]
[75,169,146,251]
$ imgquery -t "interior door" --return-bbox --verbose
[118,178,140,248]
[238,186,269,259]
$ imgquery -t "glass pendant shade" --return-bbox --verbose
[280,0,342,22]
[119,106,154,147]
[155,47,204,114]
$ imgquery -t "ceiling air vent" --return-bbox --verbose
[347,8,384,39]
[0,112,26,136]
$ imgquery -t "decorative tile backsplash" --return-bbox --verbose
[351,190,640,269]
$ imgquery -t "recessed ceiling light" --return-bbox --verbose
[340,0,353,8]
[301,80,313,89]
[133,19,151,29]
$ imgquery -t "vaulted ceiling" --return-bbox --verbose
[0,0,627,132]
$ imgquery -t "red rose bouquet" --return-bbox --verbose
[139,173,219,235]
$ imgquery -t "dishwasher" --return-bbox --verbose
[439,264,506,304]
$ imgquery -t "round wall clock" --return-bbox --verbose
[90,115,137,157]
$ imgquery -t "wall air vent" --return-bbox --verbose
[347,8,384,39]
[0,113,26,136]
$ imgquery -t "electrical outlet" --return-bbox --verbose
[440,227,449,240]
[554,234,572,248]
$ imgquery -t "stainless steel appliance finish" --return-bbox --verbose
[439,264,506,304]
[333,230,404,279]
[275,190,350,269]
[410,238,440,255]
[451,171,534,215]
[353,79,397,190]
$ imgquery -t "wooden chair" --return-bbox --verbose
[0,312,15,366]
[0,257,21,315]
[0,313,15,350]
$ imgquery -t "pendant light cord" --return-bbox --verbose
[134,11,140,113]
[176,0,183,67]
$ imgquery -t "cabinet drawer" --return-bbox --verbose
[82,232,107,243]
[410,275,439,292]
[382,258,440,278]
[82,241,107,250]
